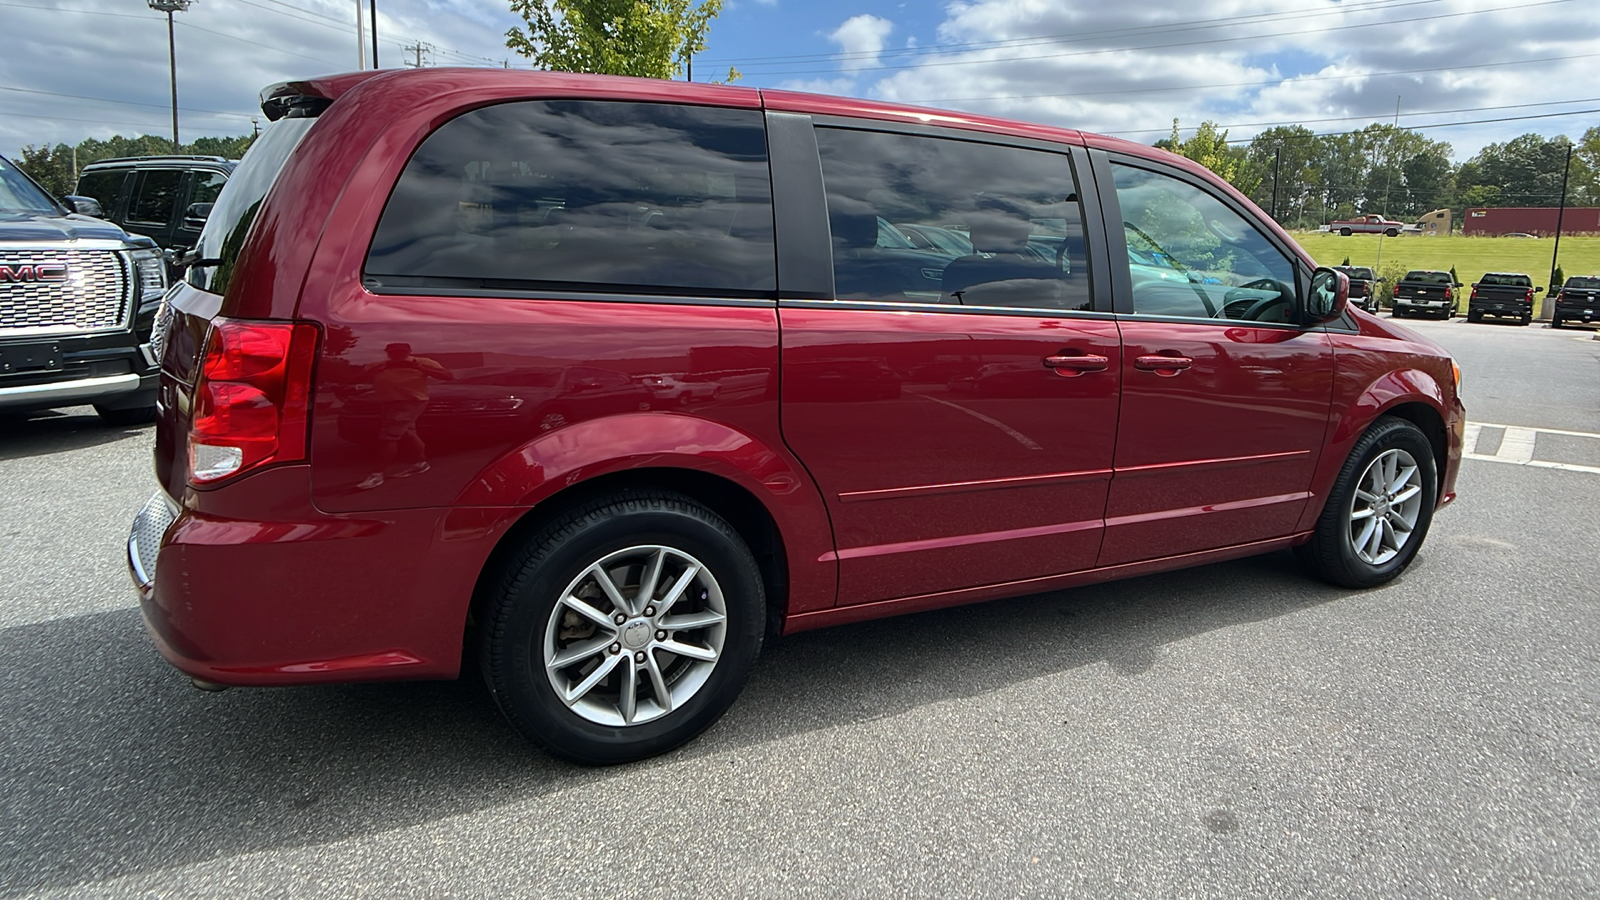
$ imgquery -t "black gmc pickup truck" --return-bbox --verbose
[1552,276,1600,328]
[1,153,167,424]
[1391,270,1459,319]
[1467,272,1540,326]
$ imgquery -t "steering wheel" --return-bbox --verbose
[1220,279,1292,321]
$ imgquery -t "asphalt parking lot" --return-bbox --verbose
[2,316,1597,898]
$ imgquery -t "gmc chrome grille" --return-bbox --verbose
[0,249,131,334]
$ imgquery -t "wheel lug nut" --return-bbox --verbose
[634,651,646,663]
[656,630,666,641]
[609,643,621,654]
[644,606,656,617]
[614,613,626,625]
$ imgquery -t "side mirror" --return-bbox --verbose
[1454,282,1464,288]
[1535,286,1546,293]
[1307,266,1349,324]
[60,195,104,218]
[182,202,213,230]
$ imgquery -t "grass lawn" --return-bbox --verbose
[1289,232,1600,289]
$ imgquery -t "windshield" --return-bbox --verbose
[190,117,316,294]
[1405,271,1451,284]
[0,156,61,215]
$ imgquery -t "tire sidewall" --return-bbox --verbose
[488,499,764,764]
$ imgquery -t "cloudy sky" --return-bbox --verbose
[3,0,1598,162]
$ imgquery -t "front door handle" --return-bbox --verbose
[1043,353,1109,376]
[1134,354,1194,375]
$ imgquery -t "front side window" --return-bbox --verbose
[814,127,1090,311]
[0,157,57,214]
[128,170,182,225]
[1112,164,1297,323]
[366,101,775,297]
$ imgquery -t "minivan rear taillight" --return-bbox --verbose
[189,317,319,484]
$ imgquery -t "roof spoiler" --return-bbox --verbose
[260,72,383,122]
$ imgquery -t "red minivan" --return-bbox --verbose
[129,69,1464,763]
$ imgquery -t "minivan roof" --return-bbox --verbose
[259,67,1211,192]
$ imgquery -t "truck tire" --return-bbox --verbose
[1552,314,1564,329]
[1384,228,1399,237]
[1339,227,1353,236]
[1467,310,1482,323]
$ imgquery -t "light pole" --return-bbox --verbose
[148,0,194,149]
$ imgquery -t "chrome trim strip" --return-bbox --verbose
[838,468,1113,503]
[1115,449,1310,475]
[0,372,139,407]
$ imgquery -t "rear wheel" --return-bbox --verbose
[1552,314,1564,329]
[479,490,765,764]
[1296,417,1437,589]
[1467,310,1482,323]
[1520,314,1532,326]
[1339,227,1353,236]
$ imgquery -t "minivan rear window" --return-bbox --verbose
[365,101,775,298]
[189,117,316,295]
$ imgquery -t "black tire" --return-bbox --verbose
[1551,315,1563,329]
[1384,228,1399,237]
[479,490,765,765]
[1339,227,1352,236]
[94,404,157,426]
[1520,315,1532,326]
[1467,310,1482,323]
[1296,417,1437,589]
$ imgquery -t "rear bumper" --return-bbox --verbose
[125,468,497,686]
[1554,302,1598,321]
[1468,301,1531,317]
[1394,299,1451,314]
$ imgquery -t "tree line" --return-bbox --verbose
[14,133,259,199]
[1160,120,1600,230]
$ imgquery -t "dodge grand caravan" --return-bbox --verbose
[128,70,1465,764]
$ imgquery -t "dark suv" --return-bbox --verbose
[73,156,234,268]
[0,153,167,422]
[128,70,1464,764]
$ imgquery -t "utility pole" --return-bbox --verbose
[370,0,378,67]
[1375,96,1401,279]
[1545,141,1573,320]
[354,0,365,69]
[1270,144,1282,224]
[147,0,194,149]
[403,42,431,67]
[686,53,692,81]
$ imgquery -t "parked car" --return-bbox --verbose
[1330,214,1406,236]
[1551,275,1600,328]
[72,155,235,274]
[1391,270,1460,319]
[1467,272,1540,325]
[127,70,1464,764]
[0,153,166,423]
[1332,265,1378,311]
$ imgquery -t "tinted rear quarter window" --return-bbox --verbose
[365,100,775,297]
[189,117,315,294]
[75,170,127,211]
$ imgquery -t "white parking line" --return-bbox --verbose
[1462,421,1600,475]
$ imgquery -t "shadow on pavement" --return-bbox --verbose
[0,408,149,461]
[0,550,1345,896]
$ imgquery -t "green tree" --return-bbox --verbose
[506,0,733,81]
[15,132,257,198]
[1161,119,1260,197]
[1456,133,1575,207]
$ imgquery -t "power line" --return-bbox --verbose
[738,0,1574,79]
[1216,107,1600,144]
[0,85,255,120]
[903,51,1600,104]
[1108,97,1600,138]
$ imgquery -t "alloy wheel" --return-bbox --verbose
[543,545,727,727]
[1347,448,1424,566]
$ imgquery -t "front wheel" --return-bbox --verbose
[479,491,765,764]
[1296,417,1437,589]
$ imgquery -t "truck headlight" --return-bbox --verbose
[130,248,168,301]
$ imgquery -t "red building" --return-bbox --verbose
[1463,207,1600,237]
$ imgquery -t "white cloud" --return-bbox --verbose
[830,14,893,72]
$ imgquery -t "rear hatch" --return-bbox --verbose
[1395,273,1452,302]
[153,114,321,496]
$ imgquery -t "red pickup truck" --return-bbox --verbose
[1331,215,1406,236]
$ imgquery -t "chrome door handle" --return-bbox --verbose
[1134,354,1193,375]
[1043,354,1109,376]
